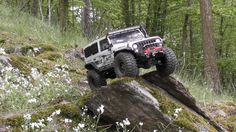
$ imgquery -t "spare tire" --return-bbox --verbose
[87,70,107,90]
[114,52,139,77]
[156,47,177,77]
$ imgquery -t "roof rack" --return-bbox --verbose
[107,25,146,36]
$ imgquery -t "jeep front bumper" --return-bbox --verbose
[143,46,164,58]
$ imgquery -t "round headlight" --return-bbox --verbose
[133,44,138,49]
[156,38,162,43]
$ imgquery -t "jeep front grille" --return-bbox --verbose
[135,39,159,49]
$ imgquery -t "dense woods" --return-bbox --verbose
[1,0,236,94]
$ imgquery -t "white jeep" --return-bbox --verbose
[81,26,177,89]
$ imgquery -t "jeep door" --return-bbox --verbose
[96,38,114,70]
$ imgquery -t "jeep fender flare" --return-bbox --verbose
[85,63,98,70]
[114,49,135,57]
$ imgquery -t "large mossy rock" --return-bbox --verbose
[86,72,224,132]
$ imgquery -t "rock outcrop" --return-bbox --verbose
[86,72,224,132]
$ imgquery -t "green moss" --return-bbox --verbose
[109,77,136,85]
[37,51,62,61]
[10,55,54,75]
[38,44,58,52]
[5,115,24,127]
[69,69,85,84]
[151,89,178,114]
[10,55,33,75]
[214,115,236,131]
[76,92,93,107]
[174,114,198,132]
[0,39,5,43]
[1,103,81,129]
[31,103,81,122]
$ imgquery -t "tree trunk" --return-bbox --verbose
[83,0,92,38]
[59,0,69,32]
[145,0,152,33]
[181,14,188,66]
[31,0,38,17]
[160,0,168,37]
[181,0,192,66]
[189,19,194,69]
[138,0,141,24]
[200,0,222,94]
[218,0,226,57]
[130,0,135,25]
[121,0,131,27]
[150,0,162,36]
[39,0,44,21]
[48,0,51,26]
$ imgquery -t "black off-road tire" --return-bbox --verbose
[156,47,177,77]
[87,70,107,90]
[114,52,139,77]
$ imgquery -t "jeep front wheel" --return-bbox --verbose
[156,47,177,77]
[87,70,107,90]
[114,52,139,77]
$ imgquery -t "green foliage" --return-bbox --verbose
[0,4,87,48]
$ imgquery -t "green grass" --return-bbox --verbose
[173,70,235,104]
[0,3,87,48]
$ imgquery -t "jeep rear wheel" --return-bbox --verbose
[114,52,139,77]
[156,47,177,77]
[87,70,107,90]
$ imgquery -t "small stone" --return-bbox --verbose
[211,110,227,117]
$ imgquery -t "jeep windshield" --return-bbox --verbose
[108,30,144,44]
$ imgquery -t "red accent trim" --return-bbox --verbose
[144,46,163,54]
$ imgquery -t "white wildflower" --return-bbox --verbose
[153,130,157,132]
[174,108,182,114]
[37,121,45,127]
[139,122,143,126]
[25,92,31,96]
[0,48,6,55]
[62,64,69,69]
[23,113,31,120]
[33,48,40,53]
[55,109,61,115]
[28,98,37,103]
[123,118,130,126]
[5,67,13,71]
[47,117,53,122]
[174,113,178,118]
[174,108,182,118]
[78,123,85,128]
[30,122,39,129]
[73,128,79,132]
[97,104,105,114]
[64,118,72,123]
[119,122,124,128]
[51,109,61,116]
[38,119,44,123]
[30,68,41,80]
